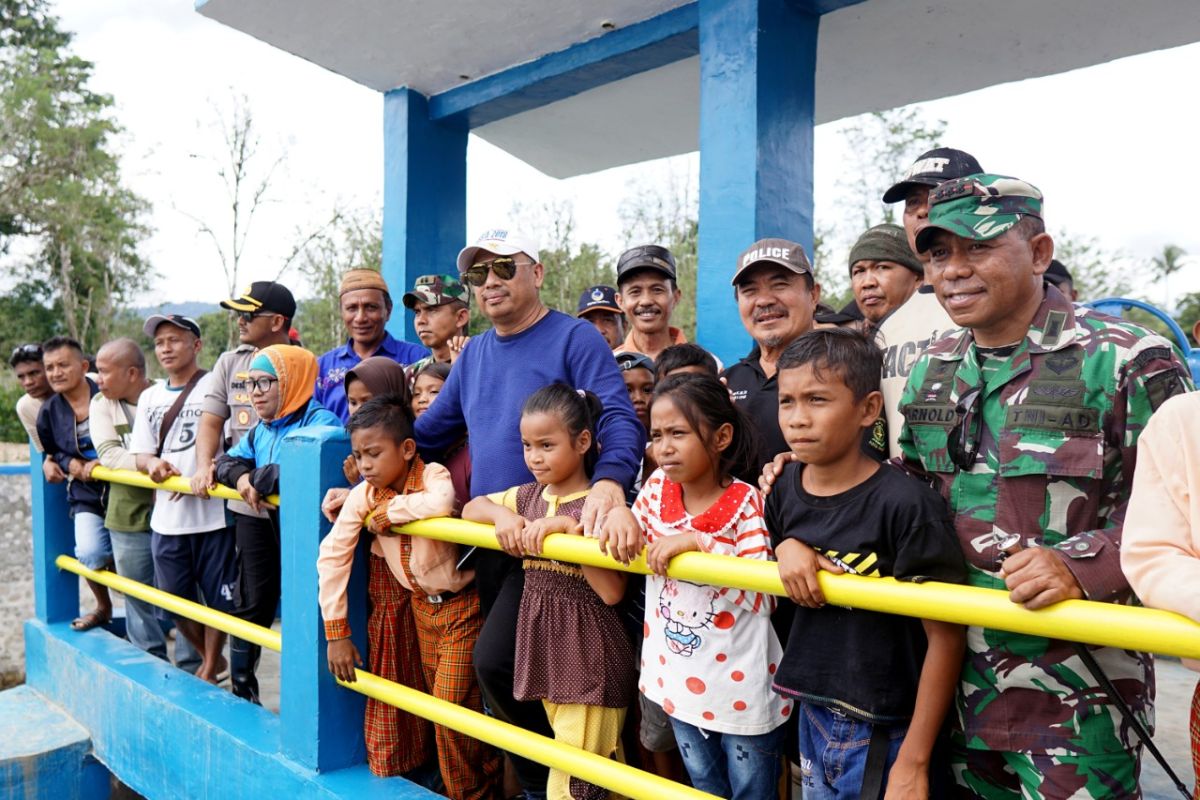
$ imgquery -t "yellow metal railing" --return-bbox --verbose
[58,467,1200,798]
[90,465,280,507]
[54,555,719,800]
[400,518,1200,661]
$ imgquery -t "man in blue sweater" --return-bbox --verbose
[414,227,644,796]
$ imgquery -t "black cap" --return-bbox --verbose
[882,148,984,204]
[143,314,202,339]
[577,285,622,316]
[616,244,677,283]
[1044,259,1073,288]
[614,351,655,374]
[814,301,864,326]
[220,281,297,319]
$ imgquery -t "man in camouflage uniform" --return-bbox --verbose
[898,174,1192,798]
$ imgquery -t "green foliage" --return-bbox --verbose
[1051,229,1144,302]
[0,278,62,360]
[0,382,28,442]
[1175,292,1200,346]
[0,0,153,345]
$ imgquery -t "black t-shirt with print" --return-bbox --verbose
[766,461,966,722]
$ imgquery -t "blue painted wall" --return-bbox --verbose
[695,0,819,366]
[381,89,467,345]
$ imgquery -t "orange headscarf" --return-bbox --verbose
[251,344,318,419]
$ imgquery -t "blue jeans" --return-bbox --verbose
[74,511,112,569]
[797,702,906,800]
[670,718,785,800]
[109,530,167,659]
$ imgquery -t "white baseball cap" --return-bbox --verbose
[456,228,541,273]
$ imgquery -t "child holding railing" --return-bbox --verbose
[318,393,499,798]
[463,384,635,800]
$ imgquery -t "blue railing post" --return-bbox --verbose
[30,442,76,624]
[278,425,368,771]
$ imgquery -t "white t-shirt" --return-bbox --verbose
[130,374,226,535]
[876,288,957,458]
[633,469,792,735]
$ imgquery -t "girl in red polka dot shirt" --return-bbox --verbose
[610,373,792,799]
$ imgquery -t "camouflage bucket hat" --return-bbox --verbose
[915,174,1044,253]
[402,273,470,309]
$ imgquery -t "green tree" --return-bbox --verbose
[1051,229,1144,302]
[1150,243,1188,311]
[1175,291,1200,346]
[0,0,153,349]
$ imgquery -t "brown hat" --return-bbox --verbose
[732,238,812,285]
[339,269,390,297]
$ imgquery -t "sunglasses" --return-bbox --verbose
[10,343,41,361]
[946,386,983,471]
[237,311,274,323]
[247,376,280,394]
[461,257,524,287]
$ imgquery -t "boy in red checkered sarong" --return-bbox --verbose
[318,394,500,797]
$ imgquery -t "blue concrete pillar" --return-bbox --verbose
[382,88,468,343]
[31,443,75,624]
[695,0,818,366]
[278,426,367,771]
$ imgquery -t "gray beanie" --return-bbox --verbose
[848,224,922,276]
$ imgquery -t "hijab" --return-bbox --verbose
[249,344,319,419]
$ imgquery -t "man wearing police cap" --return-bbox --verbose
[191,280,297,703]
[899,173,1192,798]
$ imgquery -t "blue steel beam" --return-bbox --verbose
[429,4,700,129]
[382,88,468,344]
[696,0,819,365]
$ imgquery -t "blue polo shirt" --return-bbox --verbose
[314,332,428,422]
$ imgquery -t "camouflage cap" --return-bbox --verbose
[914,174,1044,253]
[402,274,470,309]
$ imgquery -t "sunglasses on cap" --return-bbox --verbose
[461,257,526,287]
[10,343,42,361]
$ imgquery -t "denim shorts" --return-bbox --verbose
[797,702,907,800]
[74,511,113,569]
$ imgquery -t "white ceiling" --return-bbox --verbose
[198,0,1200,178]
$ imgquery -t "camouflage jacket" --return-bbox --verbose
[898,286,1192,756]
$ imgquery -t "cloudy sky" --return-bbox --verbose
[52,1,1200,310]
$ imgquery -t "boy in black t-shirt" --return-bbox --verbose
[766,329,966,800]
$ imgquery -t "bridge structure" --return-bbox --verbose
[194,0,1200,366]
[8,1,1200,796]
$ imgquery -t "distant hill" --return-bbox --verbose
[133,302,221,319]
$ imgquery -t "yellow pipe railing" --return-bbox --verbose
[56,555,280,651]
[90,465,279,507]
[53,555,718,800]
[399,518,1200,661]
[70,467,1200,660]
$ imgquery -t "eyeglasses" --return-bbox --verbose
[461,257,524,287]
[946,386,983,471]
[9,343,41,361]
[237,311,274,323]
[247,376,279,394]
